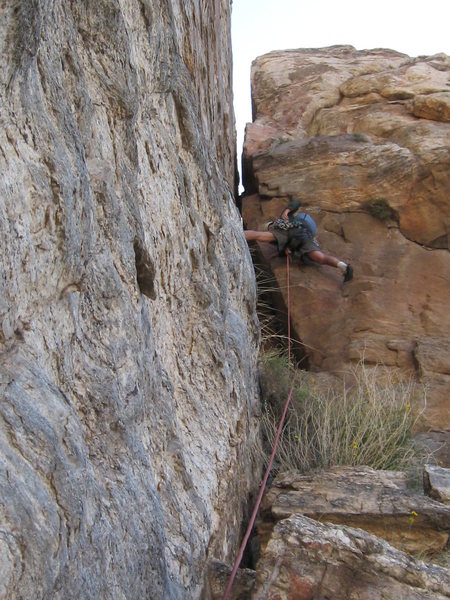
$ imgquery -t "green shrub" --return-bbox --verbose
[363,198,398,222]
[258,354,426,474]
[352,132,370,142]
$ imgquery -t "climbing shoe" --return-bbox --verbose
[344,264,353,282]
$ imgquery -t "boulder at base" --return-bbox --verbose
[253,514,450,600]
[258,466,450,556]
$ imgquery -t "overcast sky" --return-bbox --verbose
[231,0,450,189]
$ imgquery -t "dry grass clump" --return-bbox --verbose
[258,352,426,475]
[251,259,291,354]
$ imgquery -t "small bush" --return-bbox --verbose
[363,198,398,222]
[352,132,370,142]
[259,354,426,474]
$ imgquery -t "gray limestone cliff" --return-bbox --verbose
[0,1,260,599]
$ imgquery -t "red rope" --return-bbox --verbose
[286,249,291,365]
[222,250,294,600]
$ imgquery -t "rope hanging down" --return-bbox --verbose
[222,250,294,600]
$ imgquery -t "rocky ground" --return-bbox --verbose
[209,466,450,599]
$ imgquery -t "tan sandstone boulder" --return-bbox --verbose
[242,46,450,431]
[244,47,450,248]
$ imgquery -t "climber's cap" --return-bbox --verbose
[288,198,302,214]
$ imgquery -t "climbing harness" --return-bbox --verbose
[270,213,317,237]
[222,250,295,600]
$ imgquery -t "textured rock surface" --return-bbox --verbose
[0,2,260,599]
[252,514,450,599]
[241,46,450,430]
[205,559,256,600]
[258,467,450,556]
[424,465,450,504]
[244,47,450,248]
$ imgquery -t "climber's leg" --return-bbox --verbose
[307,250,353,281]
[307,250,340,267]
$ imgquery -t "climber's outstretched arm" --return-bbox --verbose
[244,230,276,243]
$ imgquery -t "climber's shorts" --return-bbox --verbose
[269,225,320,257]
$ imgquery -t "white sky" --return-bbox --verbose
[231,0,450,190]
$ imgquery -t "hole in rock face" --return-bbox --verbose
[133,237,156,299]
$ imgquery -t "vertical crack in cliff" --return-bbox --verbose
[249,248,310,367]
[133,237,156,300]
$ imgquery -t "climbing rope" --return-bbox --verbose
[222,250,294,600]
[286,248,292,366]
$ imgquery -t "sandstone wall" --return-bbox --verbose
[0,2,260,598]
[242,46,450,429]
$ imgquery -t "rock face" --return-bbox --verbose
[241,46,450,430]
[258,467,450,556]
[0,2,260,599]
[424,465,450,504]
[252,514,450,600]
[206,560,256,600]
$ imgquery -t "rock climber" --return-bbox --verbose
[244,198,353,282]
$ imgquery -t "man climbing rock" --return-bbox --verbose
[244,199,353,282]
